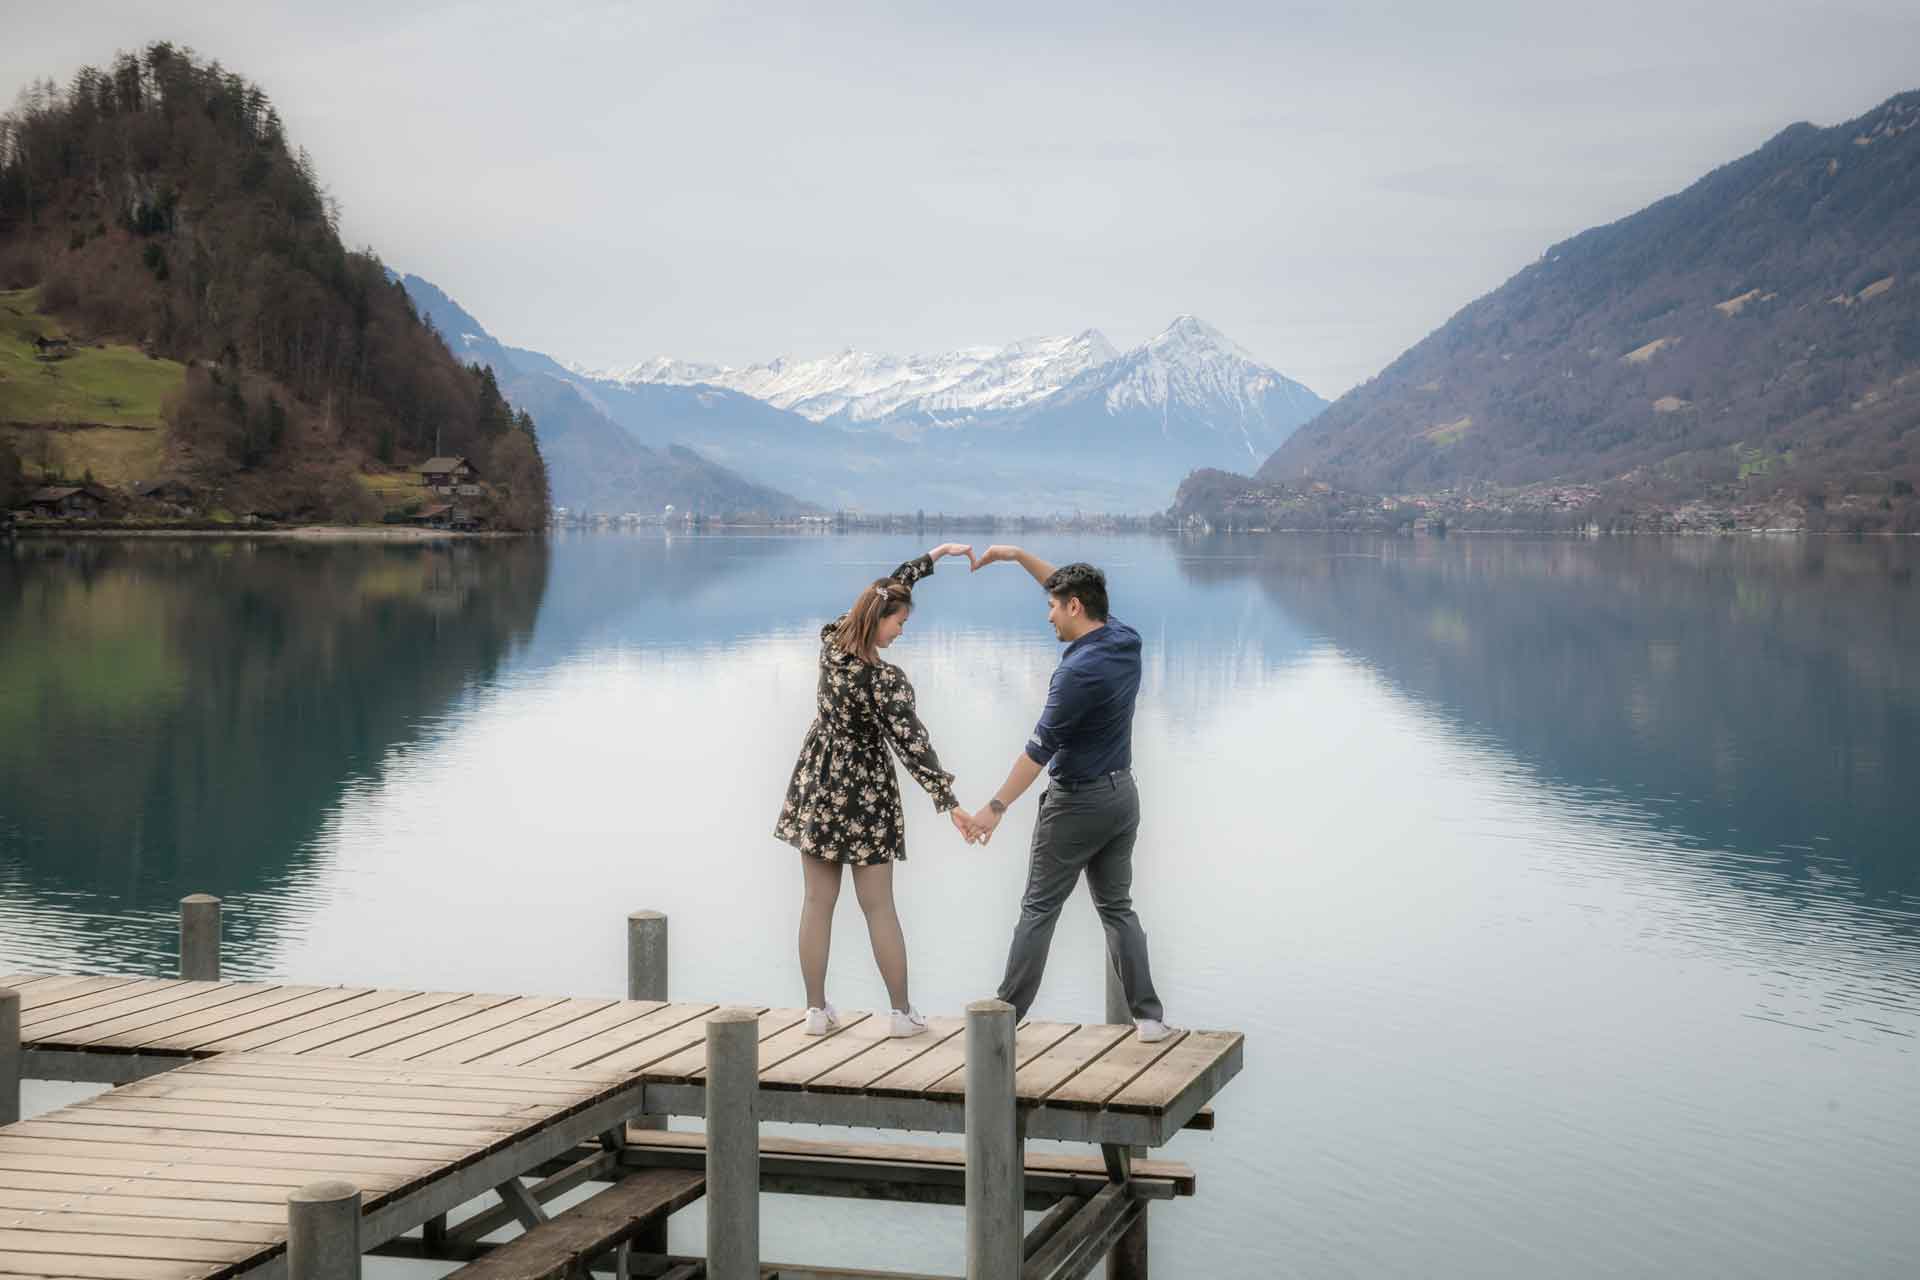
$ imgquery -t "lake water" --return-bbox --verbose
[3,531,1917,1277]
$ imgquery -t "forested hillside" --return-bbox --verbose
[0,43,548,528]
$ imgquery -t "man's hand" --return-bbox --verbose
[928,542,973,563]
[968,805,1004,845]
[950,808,980,842]
[968,544,1021,572]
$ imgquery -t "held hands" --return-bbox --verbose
[949,803,1003,846]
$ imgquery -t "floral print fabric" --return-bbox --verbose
[773,555,958,864]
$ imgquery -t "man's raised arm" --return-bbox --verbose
[971,544,1055,584]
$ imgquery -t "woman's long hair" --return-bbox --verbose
[835,577,913,660]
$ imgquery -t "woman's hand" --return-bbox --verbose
[928,542,973,563]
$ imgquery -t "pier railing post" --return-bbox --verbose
[627,910,670,1253]
[288,1179,360,1280]
[0,987,19,1126]
[180,894,222,981]
[966,998,1021,1280]
[627,910,668,1003]
[705,1008,759,1280]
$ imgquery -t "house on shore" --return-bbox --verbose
[22,484,112,520]
[419,457,482,497]
[408,503,480,532]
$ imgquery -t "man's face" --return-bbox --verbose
[1047,592,1078,641]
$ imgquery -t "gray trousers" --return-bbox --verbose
[996,771,1164,1023]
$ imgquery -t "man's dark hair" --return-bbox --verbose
[1044,562,1109,621]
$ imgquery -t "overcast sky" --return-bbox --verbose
[8,1,1918,396]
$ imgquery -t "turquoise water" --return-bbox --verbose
[3,532,1917,1276]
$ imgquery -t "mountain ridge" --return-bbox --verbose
[1238,88,1920,521]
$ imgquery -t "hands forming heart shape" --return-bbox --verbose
[928,543,1019,575]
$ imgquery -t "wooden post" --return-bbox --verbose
[0,987,19,1127]
[287,1179,361,1280]
[627,911,670,1253]
[180,894,222,981]
[705,1007,759,1280]
[627,910,668,1002]
[965,998,1021,1280]
[1108,1207,1149,1279]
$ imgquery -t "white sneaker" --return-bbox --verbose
[1136,1019,1178,1044]
[885,1006,929,1038]
[804,1003,843,1036]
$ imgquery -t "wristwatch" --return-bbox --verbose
[988,799,1007,816]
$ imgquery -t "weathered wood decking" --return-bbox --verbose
[2,976,1241,1148]
[0,1052,646,1280]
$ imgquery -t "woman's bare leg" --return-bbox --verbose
[799,854,843,1009]
[851,861,910,1011]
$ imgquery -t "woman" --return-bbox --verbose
[774,543,976,1037]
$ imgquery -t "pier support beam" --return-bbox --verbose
[0,987,18,1127]
[288,1179,361,1280]
[180,894,222,981]
[966,998,1021,1280]
[705,1007,759,1280]
[1107,1207,1149,1279]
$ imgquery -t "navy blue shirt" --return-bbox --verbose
[1024,618,1142,783]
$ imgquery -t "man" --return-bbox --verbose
[963,546,1174,1042]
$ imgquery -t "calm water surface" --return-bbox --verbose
[3,532,1917,1277]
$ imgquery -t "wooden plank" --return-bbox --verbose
[185,987,404,1051]
[8,977,148,1014]
[1107,1031,1241,1115]
[178,1052,618,1095]
[99,985,334,1051]
[435,1168,706,1280]
[251,989,477,1055]
[758,1018,901,1089]
[0,1189,284,1228]
[0,1172,296,1207]
[19,981,205,1037]
[32,1104,515,1147]
[81,1096,529,1134]
[103,1083,539,1121]
[807,1019,964,1094]
[0,1137,432,1183]
[8,1120,475,1162]
[460,1000,670,1069]
[1041,1030,1186,1111]
[0,1228,255,1265]
[50,986,289,1049]
[1011,1024,1132,1101]
[620,1130,1196,1193]
[639,1009,811,1085]
[578,1005,747,1076]
[866,1024,972,1098]
[354,996,569,1062]
[0,1212,277,1246]
[922,1021,1078,1101]
[408,997,618,1065]
[0,1251,211,1280]
[315,992,522,1059]
[520,1004,719,1073]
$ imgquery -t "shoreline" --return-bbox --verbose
[7,523,518,541]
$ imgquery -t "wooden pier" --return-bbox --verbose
[0,901,1243,1280]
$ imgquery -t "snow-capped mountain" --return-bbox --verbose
[600,330,1122,425]
[593,316,1324,466]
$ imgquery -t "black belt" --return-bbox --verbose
[1049,769,1132,793]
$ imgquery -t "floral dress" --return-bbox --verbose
[774,555,958,865]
